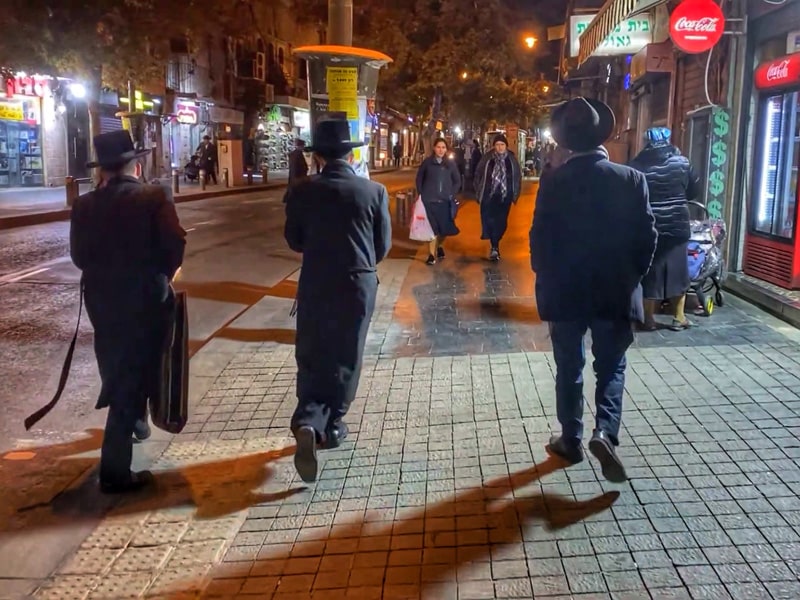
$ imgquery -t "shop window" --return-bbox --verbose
[298,59,308,80]
[278,48,285,67]
[684,109,711,203]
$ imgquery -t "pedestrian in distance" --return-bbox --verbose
[629,127,700,331]
[195,134,218,185]
[530,97,658,483]
[284,117,392,483]
[70,130,187,493]
[288,138,309,187]
[415,138,461,265]
[474,133,523,261]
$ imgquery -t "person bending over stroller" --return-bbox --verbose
[184,155,200,182]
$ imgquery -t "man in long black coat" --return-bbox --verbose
[284,118,392,483]
[71,130,186,493]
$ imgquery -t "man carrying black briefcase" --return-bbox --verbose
[70,130,186,494]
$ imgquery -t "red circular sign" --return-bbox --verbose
[670,0,725,54]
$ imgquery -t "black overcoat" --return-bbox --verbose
[283,160,392,427]
[70,176,186,410]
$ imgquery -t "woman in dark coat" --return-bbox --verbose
[474,133,523,261]
[629,127,700,331]
[415,138,461,265]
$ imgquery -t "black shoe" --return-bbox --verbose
[133,419,151,442]
[546,435,584,465]
[437,246,445,260]
[321,421,349,450]
[426,254,436,265]
[588,430,628,483]
[100,470,154,494]
[293,426,318,483]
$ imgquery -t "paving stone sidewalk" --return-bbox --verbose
[12,183,800,599]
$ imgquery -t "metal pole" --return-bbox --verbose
[172,168,180,195]
[199,169,206,191]
[328,0,353,46]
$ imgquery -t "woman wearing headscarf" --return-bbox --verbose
[629,127,700,331]
[415,138,461,264]
[474,134,523,261]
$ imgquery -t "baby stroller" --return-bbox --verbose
[687,200,727,316]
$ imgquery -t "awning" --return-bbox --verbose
[577,0,668,66]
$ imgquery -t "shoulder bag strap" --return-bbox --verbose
[24,282,83,430]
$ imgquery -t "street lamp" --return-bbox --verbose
[542,85,550,93]
[524,36,537,49]
[461,71,468,80]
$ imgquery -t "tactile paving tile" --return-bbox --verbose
[87,572,151,598]
[181,518,242,542]
[130,522,189,547]
[79,524,137,549]
[33,575,98,600]
[164,541,226,568]
[57,548,121,575]
[145,567,209,596]
[111,545,174,573]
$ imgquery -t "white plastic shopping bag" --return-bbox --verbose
[409,196,435,242]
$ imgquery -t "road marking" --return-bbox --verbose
[6,267,51,282]
[186,227,197,232]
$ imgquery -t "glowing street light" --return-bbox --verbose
[454,126,462,136]
[524,36,537,49]
[542,85,550,93]
[461,71,468,80]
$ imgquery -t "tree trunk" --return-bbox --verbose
[421,87,443,157]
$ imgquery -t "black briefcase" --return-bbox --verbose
[150,288,189,433]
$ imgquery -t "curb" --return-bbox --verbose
[0,183,285,231]
[724,275,800,329]
[0,168,402,231]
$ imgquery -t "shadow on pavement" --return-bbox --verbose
[1,431,302,534]
[217,327,297,345]
[165,455,620,598]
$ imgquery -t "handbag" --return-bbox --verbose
[149,287,190,434]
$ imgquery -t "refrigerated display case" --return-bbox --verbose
[744,52,800,288]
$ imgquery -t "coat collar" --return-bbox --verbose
[321,159,356,175]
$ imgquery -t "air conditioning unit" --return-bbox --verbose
[264,83,275,103]
[236,52,267,81]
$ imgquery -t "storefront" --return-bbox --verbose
[738,1,800,289]
[0,75,46,187]
[166,99,211,170]
[254,104,311,174]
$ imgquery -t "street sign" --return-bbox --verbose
[570,13,653,58]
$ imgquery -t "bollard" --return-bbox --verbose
[172,168,180,195]
[246,167,253,185]
[223,167,229,188]
[65,176,78,207]
[395,192,407,225]
[199,169,206,191]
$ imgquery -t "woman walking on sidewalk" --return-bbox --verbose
[416,138,461,265]
[629,127,699,331]
[474,134,522,261]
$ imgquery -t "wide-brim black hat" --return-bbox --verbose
[550,98,615,152]
[86,129,150,168]
[306,118,364,154]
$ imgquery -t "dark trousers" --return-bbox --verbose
[292,273,377,440]
[480,194,512,247]
[548,319,634,447]
[85,278,166,485]
[204,165,217,185]
[393,157,401,167]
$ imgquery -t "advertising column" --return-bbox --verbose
[294,46,392,179]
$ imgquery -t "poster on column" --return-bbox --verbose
[326,66,370,178]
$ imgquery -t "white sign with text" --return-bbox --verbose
[570,13,653,58]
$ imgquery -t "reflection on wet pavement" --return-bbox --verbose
[391,189,551,356]
[385,182,793,358]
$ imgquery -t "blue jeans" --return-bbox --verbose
[549,319,634,447]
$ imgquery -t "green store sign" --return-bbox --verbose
[706,106,729,220]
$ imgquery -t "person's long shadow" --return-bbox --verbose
[2,430,303,535]
[173,455,619,597]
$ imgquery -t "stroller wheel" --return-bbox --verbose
[704,296,714,316]
[715,290,725,307]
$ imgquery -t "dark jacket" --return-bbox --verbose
[416,156,461,203]
[474,150,523,204]
[288,148,309,184]
[284,160,392,284]
[70,176,187,409]
[195,142,218,171]
[628,144,699,241]
[530,150,658,323]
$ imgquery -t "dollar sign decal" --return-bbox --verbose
[713,108,730,137]
[711,140,727,168]
[709,171,725,197]
[707,199,723,220]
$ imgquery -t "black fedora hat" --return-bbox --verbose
[550,97,615,153]
[306,118,364,154]
[86,130,150,169]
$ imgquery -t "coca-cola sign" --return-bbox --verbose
[755,54,800,91]
[669,0,725,54]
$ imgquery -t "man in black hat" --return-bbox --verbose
[71,130,186,493]
[530,98,657,484]
[196,134,218,185]
[284,118,392,483]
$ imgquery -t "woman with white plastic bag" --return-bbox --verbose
[409,196,436,242]
[414,138,461,264]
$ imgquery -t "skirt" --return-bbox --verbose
[423,199,460,237]
[642,238,690,300]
